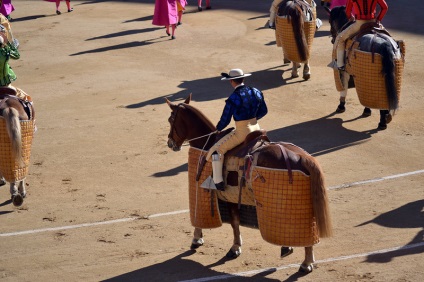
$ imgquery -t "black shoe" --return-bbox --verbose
[206,6,212,10]
[68,8,73,12]
[215,182,225,191]
[56,10,61,15]
[198,6,202,11]
[171,35,176,40]
[177,22,182,25]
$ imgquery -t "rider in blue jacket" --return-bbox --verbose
[206,69,268,190]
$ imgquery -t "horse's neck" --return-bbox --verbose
[185,106,216,150]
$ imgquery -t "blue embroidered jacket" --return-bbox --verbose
[216,85,268,131]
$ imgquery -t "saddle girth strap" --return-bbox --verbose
[277,144,293,184]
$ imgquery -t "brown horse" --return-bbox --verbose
[165,94,332,274]
[0,88,35,206]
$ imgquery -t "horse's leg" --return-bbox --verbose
[299,246,315,274]
[378,109,391,130]
[280,246,294,258]
[362,107,372,117]
[10,182,24,206]
[18,179,26,198]
[336,71,349,113]
[190,227,204,249]
[0,175,6,187]
[291,62,300,78]
[226,202,242,259]
[303,60,311,80]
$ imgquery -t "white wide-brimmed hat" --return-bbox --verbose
[221,69,252,80]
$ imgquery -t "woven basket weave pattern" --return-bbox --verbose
[276,16,316,63]
[188,147,222,229]
[349,49,404,109]
[251,167,319,247]
[0,118,35,182]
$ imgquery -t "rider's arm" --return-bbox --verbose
[216,98,236,131]
[376,0,388,22]
[256,92,268,120]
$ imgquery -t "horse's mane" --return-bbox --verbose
[330,6,348,30]
[183,103,216,131]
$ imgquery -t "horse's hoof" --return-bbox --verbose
[291,73,299,78]
[0,179,6,187]
[385,113,392,124]
[283,58,291,64]
[12,194,24,207]
[303,73,311,80]
[298,263,314,274]
[378,122,387,130]
[190,238,204,250]
[280,247,293,258]
[362,108,372,117]
[226,248,241,259]
[336,106,345,113]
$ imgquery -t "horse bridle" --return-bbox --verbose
[168,103,217,150]
[168,104,186,149]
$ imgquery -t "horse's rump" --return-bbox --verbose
[275,0,316,62]
[0,117,35,182]
[344,34,405,110]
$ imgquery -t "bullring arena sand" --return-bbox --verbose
[0,0,423,281]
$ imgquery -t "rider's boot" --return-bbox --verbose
[212,153,225,191]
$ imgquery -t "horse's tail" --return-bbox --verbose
[301,155,333,238]
[2,107,24,166]
[380,40,399,111]
[288,2,309,61]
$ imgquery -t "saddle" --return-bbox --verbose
[0,92,34,120]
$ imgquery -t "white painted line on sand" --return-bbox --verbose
[328,169,424,190]
[0,169,423,237]
[178,242,424,282]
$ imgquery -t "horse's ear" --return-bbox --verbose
[184,93,192,104]
[324,6,331,15]
[165,97,173,108]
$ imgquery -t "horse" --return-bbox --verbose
[165,94,333,274]
[0,88,35,207]
[326,5,404,130]
[275,0,316,80]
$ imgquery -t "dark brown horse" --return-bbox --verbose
[0,88,35,206]
[165,94,333,274]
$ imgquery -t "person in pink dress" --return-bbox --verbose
[0,0,14,20]
[153,0,186,40]
[44,0,73,15]
[330,0,347,9]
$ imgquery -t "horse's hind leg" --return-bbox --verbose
[303,60,311,80]
[0,175,6,187]
[291,62,300,78]
[10,182,24,207]
[191,227,204,249]
[299,246,315,274]
[336,71,349,113]
[18,179,26,198]
[226,203,242,259]
[378,110,391,130]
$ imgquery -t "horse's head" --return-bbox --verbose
[327,6,349,44]
[165,94,192,152]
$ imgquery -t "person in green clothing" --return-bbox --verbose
[0,23,19,86]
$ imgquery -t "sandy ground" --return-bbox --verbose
[0,0,423,281]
